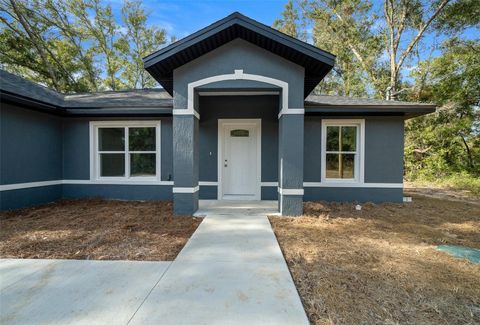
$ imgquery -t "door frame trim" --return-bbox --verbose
[217,119,262,200]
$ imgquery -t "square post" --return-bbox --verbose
[173,114,199,215]
[278,113,304,215]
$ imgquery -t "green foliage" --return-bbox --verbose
[283,0,476,99]
[275,0,479,185]
[405,39,480,180]
[120,0,166,89]
[409,173,480,196]
[273,0,307,41]
[308,0,384,96]
[0,0,167,92]
[435,0,480,32]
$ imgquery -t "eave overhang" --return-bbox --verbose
[1,90,173,117]
[143,12,335,97]
[305,105,436,119]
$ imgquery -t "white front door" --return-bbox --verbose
[219,119,261,200]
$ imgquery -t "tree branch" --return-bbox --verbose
[396,0,451,73]
[8,0,60,89]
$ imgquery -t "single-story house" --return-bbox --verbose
[0,12,435,215]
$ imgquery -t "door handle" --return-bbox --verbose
[224,159,228,167]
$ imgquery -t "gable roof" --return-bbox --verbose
[143,12,336,97]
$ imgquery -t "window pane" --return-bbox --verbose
[325,154,339,178]
[129,127,156,151]
[230,129,249,137]
[326,126,339,151]
[99,128,124,151]
[100,153,125,177]
[341,126,357,151]
[341,154,355,178]
[130,153,156,177]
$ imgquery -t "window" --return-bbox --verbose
[322,120,364,183]
[230,129,249,137]
[91,121,160,181]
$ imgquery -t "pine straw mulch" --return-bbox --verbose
[269,195,480,325]
[0,199,202,261]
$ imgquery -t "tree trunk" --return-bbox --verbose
[460,135,474,169]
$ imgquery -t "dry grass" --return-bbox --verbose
[0,199,202,261]
[405,181,480,205]
[270,194,480,325]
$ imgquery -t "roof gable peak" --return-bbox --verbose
[143,12,335,97]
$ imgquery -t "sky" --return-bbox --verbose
[106,0,478,56]
[108,0,288,41]
[105,0,477,82]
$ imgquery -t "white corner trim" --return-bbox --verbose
[172,186,200,193]
[303,182,403,188]
[278,187,304,195]
[261,182,278,187]
[173,109,200,119]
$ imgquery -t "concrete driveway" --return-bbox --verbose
[1,201,308,325]
[0,259,171,324]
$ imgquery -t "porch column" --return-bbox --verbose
[173,114,199,215]
[278,113,304,215]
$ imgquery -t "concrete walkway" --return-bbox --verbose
[130,200,308,325]
[1,201,308,325]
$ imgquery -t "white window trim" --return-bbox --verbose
[321,119,365,185]
[89,121,161,182]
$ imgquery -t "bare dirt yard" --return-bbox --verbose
[270,192,480,325]
[405,181,480,206]
[0,199,202,261]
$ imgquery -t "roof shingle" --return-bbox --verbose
[1,69,435,118]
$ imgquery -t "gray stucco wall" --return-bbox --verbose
[1,103,62,184]
[304,187,403,203]
[1,103,63,209]
[365,116,404,183]
[304,116,322,182]
[0,186,63,210]
[0,111,174,210]
[303,116,404,203]
[62,184,172,201]
[304,116,404,183]
[173,39,305,110]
